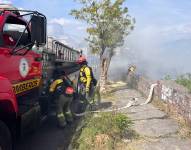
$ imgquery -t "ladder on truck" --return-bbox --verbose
[45,37,80,62]
[42,37,81,76]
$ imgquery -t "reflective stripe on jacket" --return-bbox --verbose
[79,65,92,91]
[49,79,63,92]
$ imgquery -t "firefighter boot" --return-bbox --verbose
[57,113,67,128]
[64,98,74,123]
[65,111,73,123]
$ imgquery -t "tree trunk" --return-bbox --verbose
[99,55,112,93]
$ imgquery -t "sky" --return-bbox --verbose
[1,0,191,79]
[122,0,191,79]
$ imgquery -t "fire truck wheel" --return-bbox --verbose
[0,121,12,150]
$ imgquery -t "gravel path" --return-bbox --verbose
[112,89,191,150]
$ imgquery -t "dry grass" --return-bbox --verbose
[100,81,128,104]
[94,134,110,150]
[105,81,127,93]
[71,112,134,150]
[176,117,191,138]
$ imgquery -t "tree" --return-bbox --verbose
[71,0,134,92]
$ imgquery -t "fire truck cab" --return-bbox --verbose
[0,4,80,150]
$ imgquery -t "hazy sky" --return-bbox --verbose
[123,0,191,78]
[1,0,191,78]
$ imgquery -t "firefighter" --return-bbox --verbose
[49,75,74,128]
[127,65,137,89]
[77,56,97,105]
[127,65,136,74]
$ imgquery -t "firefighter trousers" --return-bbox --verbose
[56,94,73,128]
[78,82,95,104]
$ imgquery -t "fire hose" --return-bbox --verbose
[74,83,158,117]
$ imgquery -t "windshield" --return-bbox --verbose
[2,16,31,49]
[3,23,26,33]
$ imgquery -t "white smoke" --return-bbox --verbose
[109,23,191,80]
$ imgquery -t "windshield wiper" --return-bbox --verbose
[10,17,34,55]
[10,43,33,55]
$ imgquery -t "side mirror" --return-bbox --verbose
[31,15,47,46]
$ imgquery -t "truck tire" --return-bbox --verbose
[0,121,12,150]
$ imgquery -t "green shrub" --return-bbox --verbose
[74,112,132,150]
[176,73,191,92]
[164,75,172,80]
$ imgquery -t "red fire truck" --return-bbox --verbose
[0,5,80,150]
